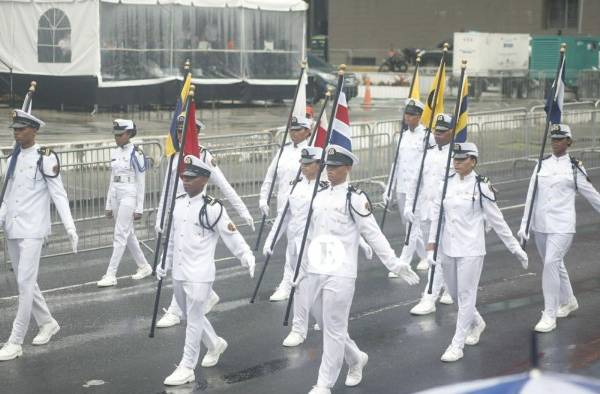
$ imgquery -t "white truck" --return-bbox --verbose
[453,32,530,98]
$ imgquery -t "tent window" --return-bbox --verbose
[38,8,71,63]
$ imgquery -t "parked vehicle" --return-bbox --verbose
[307,52,358,102]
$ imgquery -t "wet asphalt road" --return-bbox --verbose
[1,169,600,394]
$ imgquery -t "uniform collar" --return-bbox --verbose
[437,142,450,151]
[119,142,132,150]
[551,153,569,161]
[187,192,204,203]
[330,181,349,191]
[293,139,309,149]
[20,143,39,153]
[458,171,476,182]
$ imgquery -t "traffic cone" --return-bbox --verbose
[362,77,372,109]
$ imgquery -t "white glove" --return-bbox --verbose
[394,263,420,286]
[156,265,167,280]
[514,248,529,270]
[517,228,529,243]
[262,243,273,257]
[292,272,305,288]
[427,250,439,266]
[241,253,256,278]
[382,191,391,205]
[485,221,492,234]
[155,222,162,236]
[243,214,256,232]
[359,238,373,260]
[403,207,416,223]
[67,229,78,254]
[259,200,269,217]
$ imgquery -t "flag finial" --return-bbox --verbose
[28,81,37,93]
[461,60,467,68]
[338,64,346,75]
[416,55,421,64]
[189,85,196,97]
[560,43,567,52]
[443,42,449,51]
[326,88,332,97]
[184,59,191,70]
[301,59,307,68]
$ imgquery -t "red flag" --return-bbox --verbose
[178,103,200,174]
[313,111,328,148]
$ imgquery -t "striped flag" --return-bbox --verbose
[329,92,351,150]
[165,73,192,156]
[313,111,328,148]
[421,61,446,129]
[545,55,565,125]
[454,75,468,143]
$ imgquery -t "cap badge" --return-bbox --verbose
[328,147,336,155]
[184,156,193,164]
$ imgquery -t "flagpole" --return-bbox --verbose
[254,62,307,251]
[0,81,36,211]
[152,59,191,276]
[405,43,448,246]
[250,90,331,304]
[149,85,195,338]
[283,66,346,326]
[381,55,421,229]
[521,44,566,248]
[428,60,467,294]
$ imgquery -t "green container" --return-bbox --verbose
[530,35,600,85]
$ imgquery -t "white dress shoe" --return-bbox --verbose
[387,271,399,278]
[534,312,556,333]
[97,275,117,287]
[156,309,181,328]
[410,298,436,315]
[308,385,331,394]
[345,351,368,387]
[163,366,195,386]
[269,287,289,302]
[557,297,578,318]
[132,264,152,280]
[0,343,23,361]
[441,344,464,362]
[203,291,220,314]
[465,318,486,346]
[416,258,429,271]
[282,331,305,347]
[439,290,454,305]
[32,320,60,345]
[201,337,228,367]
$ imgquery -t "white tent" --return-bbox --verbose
[0,0,307,89]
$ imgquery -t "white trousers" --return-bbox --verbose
[533,232,574,319]
[395,191,408,226]
[422,264,446,300]
[276,233,295,293]
[173,280,220,369]
[6,238,53,345]
[441,254,484,349]
[106,189,148,277]
[399,218,428,265]
[304,273,362,389]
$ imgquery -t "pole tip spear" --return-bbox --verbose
[338,64,346,75]
[301,59,307,68]
[416,55,421,64]
[461,59,467,69]
[560,43,567,52]
[189,84,196,97]
[28,81,37,92]
[326,87,333,97]
[443,42,449,52]
[184,59,191,70]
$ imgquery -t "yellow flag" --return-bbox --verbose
[421,62,445,128]
[409,67,420,101]
[165,73,193,156]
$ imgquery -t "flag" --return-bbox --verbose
[177,102,200,174]
[409,67,420,101]
[329,92,351,150]
[313,111,328,148]
[421,61,446,129]
[165,73,192,156]
[545,55,565,125]
[454,75,468,143]
[292,68,307,119]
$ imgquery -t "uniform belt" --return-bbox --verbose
[113,175,135,183]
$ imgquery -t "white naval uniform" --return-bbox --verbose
[264,177,316,338]
[157,150,252,318]
[104,142,149,277]
[403,143,451,298]
[165,193,252,369]
[385,124,432,225]
[429,171,521,349]
[0,144,76,345]
[305,182,403,388]
[260,139,309,213]
[520,154,600,318]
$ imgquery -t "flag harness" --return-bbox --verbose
[130,145,148,173]
[35,147,61,179]
[346,185,373,222]
[199,195,223,232]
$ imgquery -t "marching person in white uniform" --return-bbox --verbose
[264,146,373,348]
[0,110,78,361]
[428,142,528,363]
[405,114,454,315]
[384,99,433,274]
[156,155,255,386]
[156,118,254,330]
[97,120,152,287]
[518,124,600,333]
[259,116,313,302]
[305,145,419,394]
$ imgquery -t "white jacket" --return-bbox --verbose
[106,142,145,214]
[387,124,433,194]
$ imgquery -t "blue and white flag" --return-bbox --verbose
[545,55,565,124]
[329,92,351,150]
